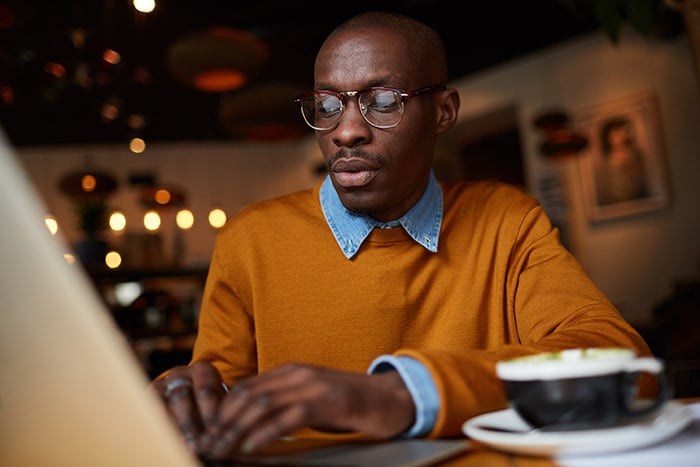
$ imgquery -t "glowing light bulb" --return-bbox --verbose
[208,208,227,228]
[155,189,171,205]
[176,209,194,229]
[109,211,127,232]
[81,174,96,192]
[144,210,161,231]
[105,251,122,269]
[133,0,156,13]
[129,137,146,154]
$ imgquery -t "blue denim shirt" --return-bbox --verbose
[319,172,441,437]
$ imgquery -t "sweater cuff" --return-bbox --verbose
[368,355,439,437]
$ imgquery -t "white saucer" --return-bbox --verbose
[462,401,692,457]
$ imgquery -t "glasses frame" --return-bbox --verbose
[293,83,446,131]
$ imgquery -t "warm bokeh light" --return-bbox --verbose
[127,113,146,129]
[81,174,96,192]
[44,61,66,78]
[0,85,14,104]
[105,250,122,269]
[44,215,58,235]
[194,69,246,92]
[143,210,161,231]
[208,208,227,228]
[176,208,194,229]
[129,137,146,153]
[133,0,156,13]
[102,48,121,65]
[64,253,76,264]
[155,189,171,205]
[109,211,127,232]
[101,102,120,121]
[114,281,143,306]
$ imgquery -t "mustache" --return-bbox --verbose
[327,149,385,168]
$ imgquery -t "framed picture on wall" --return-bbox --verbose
[575,91,671,223]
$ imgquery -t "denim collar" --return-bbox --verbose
[319,172,443,259]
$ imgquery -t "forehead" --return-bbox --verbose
[314,29,417,89]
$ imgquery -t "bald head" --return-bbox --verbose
[318,11,449,84]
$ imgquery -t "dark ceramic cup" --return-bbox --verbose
[495,348,669,431]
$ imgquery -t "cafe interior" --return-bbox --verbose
[2,0,700,412]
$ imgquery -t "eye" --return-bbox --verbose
[316,94,342,117]
[365,90,400,113]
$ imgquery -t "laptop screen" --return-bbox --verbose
[0,130,200,466]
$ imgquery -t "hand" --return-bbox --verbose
[201,362,415,460]
[151,360,227,455]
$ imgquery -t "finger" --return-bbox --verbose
[207,371,331,459]
[207,388,272,458]
[163,376,203,451]
[189,361,227,430]
[239,403,311,454]
[209,391,311,458]
[204,366,301,439]
[151,365,189,399]
[219,363,317,409]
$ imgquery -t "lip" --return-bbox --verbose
[331,157,380,188]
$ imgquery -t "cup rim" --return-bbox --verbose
[495,348,637,381]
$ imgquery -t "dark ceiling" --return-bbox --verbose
[0,0,662,147]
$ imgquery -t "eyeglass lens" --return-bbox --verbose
[301,89,405,130]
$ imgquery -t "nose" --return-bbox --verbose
[331,97,372,147]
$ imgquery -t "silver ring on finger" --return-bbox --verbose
[165,377,193,397]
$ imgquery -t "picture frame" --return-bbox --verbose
[575,92,671,223]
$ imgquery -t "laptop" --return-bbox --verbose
[0,130,468,466]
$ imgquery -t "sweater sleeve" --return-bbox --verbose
[395,201,653,438]
[190,223,258,385]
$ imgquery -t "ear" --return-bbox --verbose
[435,88,460,135]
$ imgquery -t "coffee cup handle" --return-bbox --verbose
[621,357,670,417]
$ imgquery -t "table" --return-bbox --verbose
[437,398,700,467]
[438,445,556,467]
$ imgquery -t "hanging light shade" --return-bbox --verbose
[218,82,309,140]
[533,109,588,158]
[167,26,270,92]
[140,185,186,209]
[538,128,588,157]
[58,169,118,200]
[533,110,570,131]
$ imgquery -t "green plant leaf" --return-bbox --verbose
[593,0,623,44]
[623,0,657,37]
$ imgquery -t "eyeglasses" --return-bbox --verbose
[293,84,446,131]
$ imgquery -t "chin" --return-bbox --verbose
[338,191,380,217]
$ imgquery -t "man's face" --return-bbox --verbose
[313,29,442,222]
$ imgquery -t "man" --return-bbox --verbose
[154,11,652,460]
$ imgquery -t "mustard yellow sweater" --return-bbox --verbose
[192,179,651,437]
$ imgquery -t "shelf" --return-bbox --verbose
[83,265,207,377]
[86,266,208,282]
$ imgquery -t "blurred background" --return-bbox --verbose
[0,0,628,146]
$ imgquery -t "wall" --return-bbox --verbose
[16,27,700,324]
[18,137,325,269]
[449,27,700,324]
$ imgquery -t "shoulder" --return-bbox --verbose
[216,185,322,240]
[442,179,538,212]
[439,180,557,248]
[440,180,549,238]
